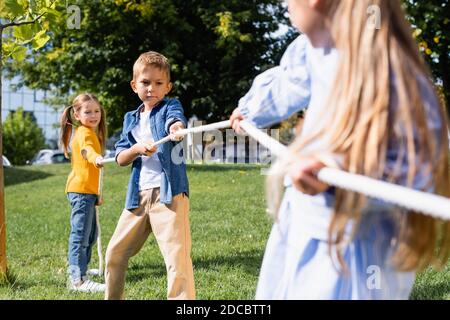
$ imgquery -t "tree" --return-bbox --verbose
[3,108,46,165]
[0,0,63,280]
[6,0,292,134]
[403,0,450,111]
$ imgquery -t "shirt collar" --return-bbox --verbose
[130,98,168,119]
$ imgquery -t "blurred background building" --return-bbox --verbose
[1,76,62,148]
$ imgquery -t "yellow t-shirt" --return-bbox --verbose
[65,126,102,195]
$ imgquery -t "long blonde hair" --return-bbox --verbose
[60,93,107,158]
[268,0,450,272]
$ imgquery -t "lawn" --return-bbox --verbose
[0,163,448,300]
[1,163,271,300]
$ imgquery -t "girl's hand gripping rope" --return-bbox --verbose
[81,148,104,168]
[230,108,245,135]
[289,157,329,195]
[97,197,104,206]
[95,156,104,168]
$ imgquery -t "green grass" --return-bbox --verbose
[1,163,449,299]
[1,163,271,300]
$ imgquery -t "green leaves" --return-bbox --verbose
[12,24,35,41]
[216,12,236,38]
[2,0,28,18]
[404,0,450,110]
[11,46,27,61]
[1,0,65,64]
[31,30,51,50]
[5,0,291,134]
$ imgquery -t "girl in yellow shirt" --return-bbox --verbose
[60,93,107,292]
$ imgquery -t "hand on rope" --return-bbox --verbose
[237,120,450,220]
[100,117,450,220]
[168,121,185,142]
[132,142,157,157]
[289,157,329,195]
[96,197,104,206]
[230,108,245,135]
[81,148,105,168]
[95,156,105,168]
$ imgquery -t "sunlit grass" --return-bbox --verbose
[1,163,448,299]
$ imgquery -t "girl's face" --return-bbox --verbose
[288,0,329,46]
[74,101,102,129]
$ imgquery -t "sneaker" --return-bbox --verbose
[68,279,106,293]
[86,269,102,277]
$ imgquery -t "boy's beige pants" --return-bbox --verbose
[105,188,195,299]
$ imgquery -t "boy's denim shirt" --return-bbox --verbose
[114,98,189,210]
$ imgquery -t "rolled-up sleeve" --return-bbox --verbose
[164,99,188,133]
[238,35,312,128]
[79,129,102,165]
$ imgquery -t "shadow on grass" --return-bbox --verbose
[193,248,263,276]
[125,248,263,283]
[4,167,53,187]
[187,164,265,173]
[410,282,450,300]
[127,261,166,283]
[6,276,63,293]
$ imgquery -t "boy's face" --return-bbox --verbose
[131,66,172,109]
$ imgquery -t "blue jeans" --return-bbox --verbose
[67,192,98,283]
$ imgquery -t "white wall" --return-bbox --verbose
[1,76,62,142]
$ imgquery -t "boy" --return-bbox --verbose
[105,51,195,300]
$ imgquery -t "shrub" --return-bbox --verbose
[3,107,46,165]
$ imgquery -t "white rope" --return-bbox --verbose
[94,206,103,275]
[89,167,104,277]
[97,167,104,276]
[101,120,232,163]
[151,120,232,147]
[80,150,105,277]
[100,119,450,220]
[316,168,450,221]
[239,121,450,221]
[238,121,287,156]
[175,120,231,135]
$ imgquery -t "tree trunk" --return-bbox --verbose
[0,30,8,276]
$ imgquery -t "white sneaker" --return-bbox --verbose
[86,269,103,277]
[69,279,106,293]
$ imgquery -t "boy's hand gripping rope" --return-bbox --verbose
[103,120,450,221]
[151,120,233,148]
[101,121,232,163]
